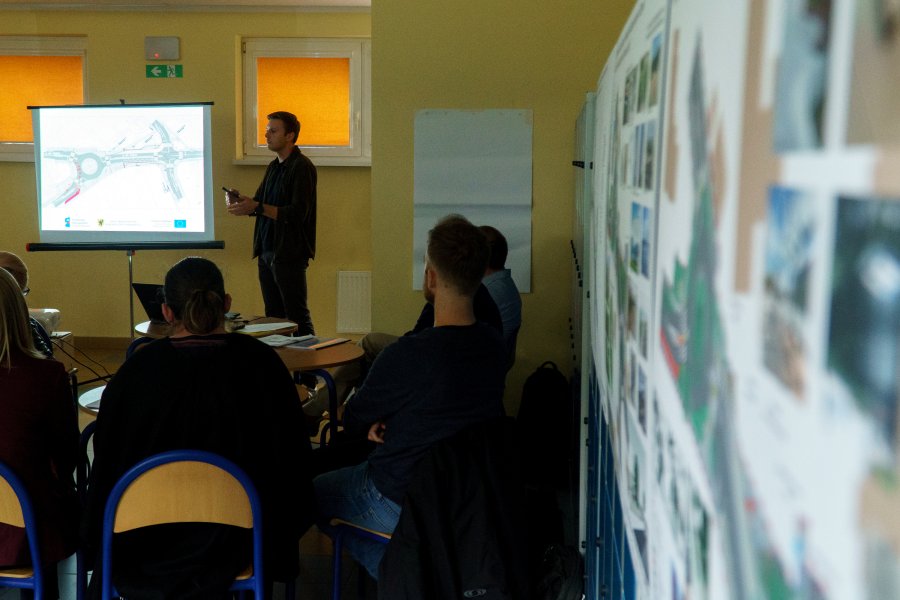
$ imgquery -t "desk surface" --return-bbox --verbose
[133,318,362,372]
[78,385,104,416]
[135,316,297,339]
[275,341,363,371]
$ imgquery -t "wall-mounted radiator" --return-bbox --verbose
[336,270,372,333]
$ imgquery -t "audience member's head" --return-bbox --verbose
[0,268,40,368]
[163,257,230,335]
[267,110,301,144]
[0,251,29,292]
[479,225,509,273]
[425,215,489,300]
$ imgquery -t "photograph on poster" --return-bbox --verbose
[605,257,618,389]
[640,306,649,358]
[632,202,643,272]
[650,32,663,108]
[642,204,653,276]
[636,123,647,188]
[847,0,900,144]
[628,282,638,338]
[638,367,648,433]
[772,0,833,152]
[644,120,657,192]
[639,51,650,113]
[625,67,636,126]
[826,194,900,453]
[762,185,815,400]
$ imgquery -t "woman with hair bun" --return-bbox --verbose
[83,257,314,599]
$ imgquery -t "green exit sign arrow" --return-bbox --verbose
[146,65,183,78]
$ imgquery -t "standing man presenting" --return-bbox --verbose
[227,111,317,335]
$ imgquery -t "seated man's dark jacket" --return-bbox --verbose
[378,417,530,599]
[83,333,314,599]
[343,322,507,504]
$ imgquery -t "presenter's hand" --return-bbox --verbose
[367,421,387,444]
[226,193,256,216]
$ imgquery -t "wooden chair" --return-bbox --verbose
[99,450,267,599]
[0,460,46,599]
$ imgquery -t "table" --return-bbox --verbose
[78,385,105,417]
[134,316,297,339]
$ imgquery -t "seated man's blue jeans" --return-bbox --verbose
[313,461,401,579]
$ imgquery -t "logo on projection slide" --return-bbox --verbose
[65,217,71,228]
[174,220,186,228]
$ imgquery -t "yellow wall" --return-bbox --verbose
[371,1,633,409]
[1,9,371,339]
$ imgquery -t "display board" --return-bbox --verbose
[30,103,215,245]
[413,109,532,292]
[583,1,900,598]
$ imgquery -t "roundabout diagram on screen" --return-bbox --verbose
[43,119,202,208]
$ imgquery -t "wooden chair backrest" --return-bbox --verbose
[0,476,24,528]
[113,460,252,533]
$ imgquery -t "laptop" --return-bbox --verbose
[132,283,166,324]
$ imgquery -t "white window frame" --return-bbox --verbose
[0,36,87,163]
[241,37,371,167]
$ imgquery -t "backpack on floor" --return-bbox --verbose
[516,361,573,491]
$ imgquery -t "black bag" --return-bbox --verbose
[516,361,573,491]
[536,544,584,600]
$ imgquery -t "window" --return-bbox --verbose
[242,37,371,167]
[0,36,86,162]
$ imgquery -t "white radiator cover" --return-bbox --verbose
[336,271,372,333]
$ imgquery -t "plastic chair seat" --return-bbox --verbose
[0,567,34,579]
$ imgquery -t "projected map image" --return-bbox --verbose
[37,105,207,233]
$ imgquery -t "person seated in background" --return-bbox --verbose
[313,215,507,579]
[325,233,503,418]
[0,252,53,358]
[83,257,315,600]
[479,225,522,369]
[0,268,79,600]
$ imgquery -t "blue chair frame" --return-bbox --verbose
[295,369,340,446]
[330,520,391,600]
[75,421,97,600]
[0,460,45,599]
[99,450,265,600]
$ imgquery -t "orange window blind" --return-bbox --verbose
[256,57,350,147]
[0,55,84,143]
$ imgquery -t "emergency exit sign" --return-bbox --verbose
[146,65,183,78]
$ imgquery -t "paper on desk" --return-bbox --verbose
[239,322,297,335]
[259,334,314,347]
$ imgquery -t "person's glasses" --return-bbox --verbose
[21,287,30,297]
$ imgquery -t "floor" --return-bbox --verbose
[0,338,374,600]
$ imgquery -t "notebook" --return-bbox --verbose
[132,283,166,324]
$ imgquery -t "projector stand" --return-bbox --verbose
[127,249,135,340]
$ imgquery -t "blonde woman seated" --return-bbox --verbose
[0,268,79,599]
[0,252,53,358]
[83,256,315,600]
